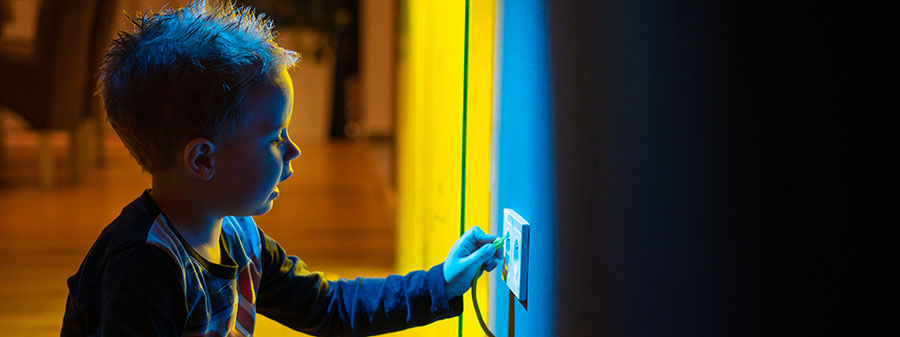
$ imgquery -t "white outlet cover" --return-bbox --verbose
[502,208,529,301]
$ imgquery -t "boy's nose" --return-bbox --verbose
[285,139,301,162]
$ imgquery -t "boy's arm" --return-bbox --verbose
[255,229,463,336]
[96,244,187,336]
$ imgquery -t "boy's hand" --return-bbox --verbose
[442,226,503,299]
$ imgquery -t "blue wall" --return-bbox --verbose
[490,0,555,336]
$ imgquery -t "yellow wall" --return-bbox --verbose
[395,0,495,336]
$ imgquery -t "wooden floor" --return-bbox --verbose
[0,112,426,336]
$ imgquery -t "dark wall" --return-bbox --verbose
[549,0,846,336]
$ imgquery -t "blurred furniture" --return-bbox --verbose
[0,0,11,37]
[0,0,114,187]
[86,0,120,167]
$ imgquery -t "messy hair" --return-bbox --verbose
[100,0,300,173]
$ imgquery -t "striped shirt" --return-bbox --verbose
[61,189,462,336]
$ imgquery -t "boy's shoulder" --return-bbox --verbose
[67,190,265,295]
[66,190,170,295]
[91,189,167,255]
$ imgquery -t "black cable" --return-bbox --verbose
[471,269,495,337]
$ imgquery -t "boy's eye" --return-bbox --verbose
[271,138,286,146]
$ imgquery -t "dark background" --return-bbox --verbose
[550,0,847,336]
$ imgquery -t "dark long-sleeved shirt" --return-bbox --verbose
[61,189,462,336]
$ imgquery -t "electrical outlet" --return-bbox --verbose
[501,208,530,301]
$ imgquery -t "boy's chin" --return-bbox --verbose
[228,193,278,217]
[248,200,274,216]
[243,199,274,216]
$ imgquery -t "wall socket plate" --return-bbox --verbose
[501,208,530,301]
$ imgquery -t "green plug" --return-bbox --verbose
[492,233,508,250]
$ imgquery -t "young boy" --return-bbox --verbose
[60,1,501,336]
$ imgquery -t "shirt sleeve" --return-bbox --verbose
[96,244,187,336]
[255,229,463,336]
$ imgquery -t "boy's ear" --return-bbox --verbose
[183,138,217,181]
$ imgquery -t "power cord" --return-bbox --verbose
[471,269,495,337]
[471,233,507,337]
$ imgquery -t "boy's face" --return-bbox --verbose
[211,67,301,216]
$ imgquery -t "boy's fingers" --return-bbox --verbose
[461,226,491,245]
[463,226,483,238]
[474,243,496,262]
[467,226,496,243]
[475,237,498,246]
[484,259,497,272]
[464,243,491,264]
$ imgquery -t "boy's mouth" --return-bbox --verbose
[271,187,280,199]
